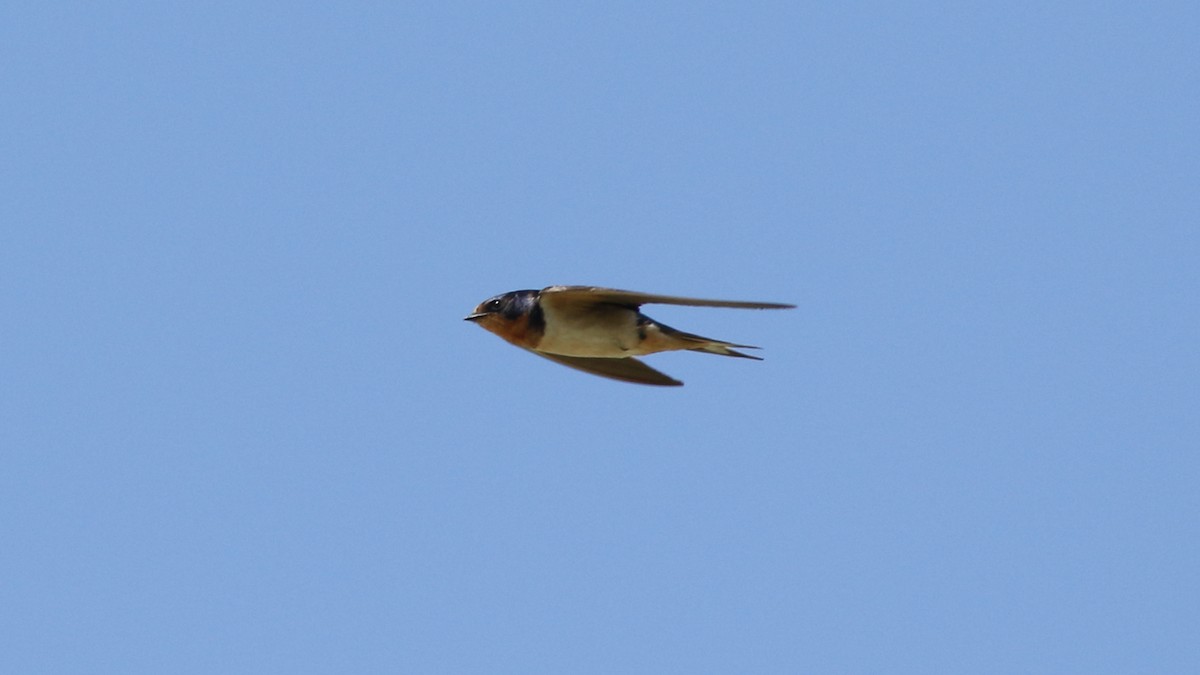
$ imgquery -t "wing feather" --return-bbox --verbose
[540,286,794,310]
[526,350,683,386]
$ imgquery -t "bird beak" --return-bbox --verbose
[464,313,487,322]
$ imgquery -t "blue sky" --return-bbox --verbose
[2,2,1197,672]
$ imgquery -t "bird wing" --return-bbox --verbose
[526,350,683,386]
[539,286,795,310]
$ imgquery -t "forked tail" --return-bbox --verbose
[657,323,764,360]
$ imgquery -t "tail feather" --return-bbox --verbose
[658,324,765,360]
[688,346,762,360]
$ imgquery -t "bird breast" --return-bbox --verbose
[535,303,642,357]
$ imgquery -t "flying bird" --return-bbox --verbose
[464,285,794,386]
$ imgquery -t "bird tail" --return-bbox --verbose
[656,323,764,360]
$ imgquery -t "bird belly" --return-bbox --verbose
[536,304,642,357]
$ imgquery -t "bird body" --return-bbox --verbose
[539,297,643,356]
[465,286,793,386]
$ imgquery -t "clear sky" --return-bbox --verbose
[2,2,1197,673]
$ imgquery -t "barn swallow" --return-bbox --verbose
[465,285,794,386]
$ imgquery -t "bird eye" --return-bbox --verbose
[486,299,502,311]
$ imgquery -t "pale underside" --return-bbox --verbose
[536,301,651,357]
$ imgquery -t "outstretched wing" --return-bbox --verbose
[539,286,794,310]
[526,350,683,386]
